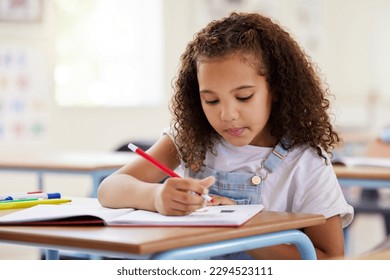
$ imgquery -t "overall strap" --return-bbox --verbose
[262,137,293,173]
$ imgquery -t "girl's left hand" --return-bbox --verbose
[206,194,237,206]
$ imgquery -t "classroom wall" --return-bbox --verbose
[0,0,389,258]
[0,0,389,154]
[324,0,390,132]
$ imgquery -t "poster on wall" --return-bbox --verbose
[0,45,49,143]
[191,0,323,58]
[0,0,42,22]
[191,0,281,28]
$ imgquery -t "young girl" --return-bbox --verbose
[98,12,353,259]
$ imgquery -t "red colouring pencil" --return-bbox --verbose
[128,143,213,202]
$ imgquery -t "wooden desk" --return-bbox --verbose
[352,249,390,259]
[347,232,390,260]
[334,164,390,250]
[333,249,390,260]
[354,235,390,259]
[334,165,390,188]
[0,152,134,197]
[334,137,390,188]
[0,198,325,260]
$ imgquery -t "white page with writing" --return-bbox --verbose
[109,204,264,226]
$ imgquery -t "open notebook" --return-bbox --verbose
[0,204,264,227]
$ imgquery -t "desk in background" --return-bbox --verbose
[0,152,134,197]
[0,198,325,260]
[350,249,390,259]
[334,164,390,249]
[334,165,390,189]
[342,234,390,260]
[334,165,390,216]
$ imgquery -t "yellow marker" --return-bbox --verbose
[0,199,72,210]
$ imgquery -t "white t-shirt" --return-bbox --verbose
[165,130,354,228]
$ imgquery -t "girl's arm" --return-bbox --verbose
[247,215,345,259]
[98,134,214,215]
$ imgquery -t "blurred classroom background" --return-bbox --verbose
[0,0,390,259]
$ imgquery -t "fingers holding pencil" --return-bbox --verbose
[153,176,215,216]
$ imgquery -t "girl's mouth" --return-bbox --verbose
[226,127,245,137]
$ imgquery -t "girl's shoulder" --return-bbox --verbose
[287,144,331,168]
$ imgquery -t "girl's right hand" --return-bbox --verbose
[153,176,215,216]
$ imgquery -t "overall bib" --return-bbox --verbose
[188,138,291,259]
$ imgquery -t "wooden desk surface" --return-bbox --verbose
[334,165,390,180]
[348,234,390,260]
[354,249,390,260]
[333,249,390,260]
[0,152,134,171]
[0,200,325,256]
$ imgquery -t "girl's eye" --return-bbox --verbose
[237,94,254,102]
[204,99,219,105]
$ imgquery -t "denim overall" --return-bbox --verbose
[189,138,291,259]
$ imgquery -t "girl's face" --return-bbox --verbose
[197,53,275,147]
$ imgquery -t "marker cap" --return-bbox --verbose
[47,193,61,199]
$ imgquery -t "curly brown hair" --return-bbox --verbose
[170,12,340,171]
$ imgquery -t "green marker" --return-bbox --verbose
[0,198,38,203]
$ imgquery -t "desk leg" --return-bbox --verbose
[151,230,316,260]
[37,171,44,191]
[90,170,114,198]
[45,249,60,260]
[91,173,101,198]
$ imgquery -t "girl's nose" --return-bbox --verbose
[220,104,239,121]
